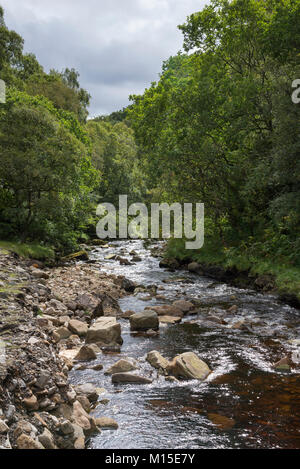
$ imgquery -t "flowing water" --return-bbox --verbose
[70,240,300,449]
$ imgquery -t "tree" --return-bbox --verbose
[0,89,98,250]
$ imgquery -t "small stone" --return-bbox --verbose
[60,420,75,436]
[91,363,104,371]
[0,420,9,434]
[28,337,40,346]
[31,269,49,280]
[23,395,39,411]
[99,399,110,405]
[35,372,50,389]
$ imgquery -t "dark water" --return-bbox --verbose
[70,240,300,449]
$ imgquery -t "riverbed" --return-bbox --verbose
[70,240,300,449]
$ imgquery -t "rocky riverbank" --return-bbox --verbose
[0,248,129,449]
[0,244,220,449]
[159,256,300,309]
[1,240,300,450]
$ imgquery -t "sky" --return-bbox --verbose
[1,0,207,116]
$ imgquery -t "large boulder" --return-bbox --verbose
[68,320,88,337]
[111,373,152,385]
[86,317,122,346]
[159,258,180,270]
[187,262,202,274]
[146,351,169,372]
[167,352,211,381]
[129,310,159,331]
[105,359,137,375]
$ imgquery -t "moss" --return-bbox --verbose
[61,250,89,261]
[0,241,54,261]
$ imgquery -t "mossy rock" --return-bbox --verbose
[90,239,108,246]
[62,251,89,262]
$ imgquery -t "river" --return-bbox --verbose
[70,240,300,449]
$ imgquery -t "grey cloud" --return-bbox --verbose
[1,0,206,115]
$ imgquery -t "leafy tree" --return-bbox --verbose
[0,89,98,250]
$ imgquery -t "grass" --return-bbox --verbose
[0,241,54,261]
[165,238,300,303]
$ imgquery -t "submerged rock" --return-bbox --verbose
[172,300,194,314]
[273,356,291,371]
[111,373,152,385]
[159,316,182,325]
[95,417,118,429]
[147,305,184,318]
[208,413,235,430]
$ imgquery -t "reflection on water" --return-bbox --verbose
[70,240,300,449]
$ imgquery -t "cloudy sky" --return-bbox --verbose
[1,0,206,116]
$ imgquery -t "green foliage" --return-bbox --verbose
[0,241,54,261]
[0,88,98,252]
[128,0,300,298]
[87,119,147,205]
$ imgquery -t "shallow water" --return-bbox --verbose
[70,240,300,449]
